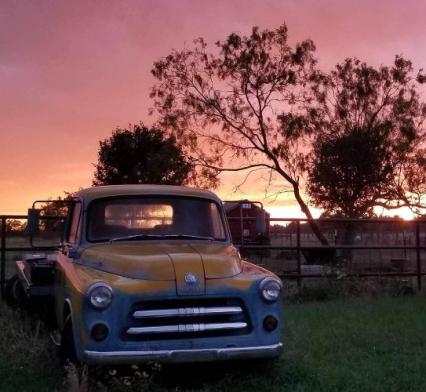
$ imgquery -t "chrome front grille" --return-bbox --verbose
[133,306,243,319]
[123,298,250,341]
[127,321,248,335]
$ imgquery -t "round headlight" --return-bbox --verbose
[259,277,282,302]
[87,283,113,310]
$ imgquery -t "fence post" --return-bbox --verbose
[239,204,244,247]
[416,221,422,291]
[297,220,301,288]
[1,217,6,297]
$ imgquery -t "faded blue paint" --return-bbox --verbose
[74,279,282,360]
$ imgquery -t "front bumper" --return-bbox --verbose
[83,342,283,364]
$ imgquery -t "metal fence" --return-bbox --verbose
[231,217,426,291]
[1,214,426,297]
[0,214,63,296]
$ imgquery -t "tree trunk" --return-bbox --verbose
[272,161,329,246]
[293,184,329,246]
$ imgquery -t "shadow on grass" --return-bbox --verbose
[156,360,275,388]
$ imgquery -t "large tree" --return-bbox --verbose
[307,57,426,218]
[93,124,200,186]
[151,24,329,244]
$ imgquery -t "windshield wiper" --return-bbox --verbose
[161,234,215,241]
[110,234,166,243]
[109,233,216,243]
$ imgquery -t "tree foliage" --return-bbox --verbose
[4,219,25,234]
[307,57,426,217]
[93,124,201,187]
[151,24,329,243]
[39,193,74,233]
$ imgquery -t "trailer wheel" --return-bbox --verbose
[59,315,78,366]
[4,275,28,308]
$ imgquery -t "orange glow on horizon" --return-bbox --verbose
[265,205,322,220]
[373,206,415,221]
[265,205,417,220]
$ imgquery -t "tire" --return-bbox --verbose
[3,275,28,308]
[59,315,78,366]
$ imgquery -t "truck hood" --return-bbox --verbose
[79,242,242,284]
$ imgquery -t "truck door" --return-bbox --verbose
[55,201,82,328]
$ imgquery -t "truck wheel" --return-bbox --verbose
[4,275,28,308]
[59,315,78,366]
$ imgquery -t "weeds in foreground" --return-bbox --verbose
[0,300,60,391]
[65,362,160,392]
[66,364,88,392]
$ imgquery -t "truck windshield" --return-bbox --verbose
[87,196,227,242]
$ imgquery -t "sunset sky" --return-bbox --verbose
[1,0,425,217]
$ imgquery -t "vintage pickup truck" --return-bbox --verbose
[7,185,283,364]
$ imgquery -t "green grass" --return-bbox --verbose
[1,295,426,391]
[0,302,62,391]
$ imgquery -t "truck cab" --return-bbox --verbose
[12,185,283,364]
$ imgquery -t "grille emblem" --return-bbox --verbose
[184,272,198,284]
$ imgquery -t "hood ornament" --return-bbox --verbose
[184,272,198,284]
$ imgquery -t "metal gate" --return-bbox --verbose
[0,214,62,297]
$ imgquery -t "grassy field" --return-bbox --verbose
[1,295,426,392]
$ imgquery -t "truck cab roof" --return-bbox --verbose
[76,184,222,204]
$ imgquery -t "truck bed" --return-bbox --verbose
[16,258,55,297]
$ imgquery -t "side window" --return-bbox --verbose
[67,202,82,244]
